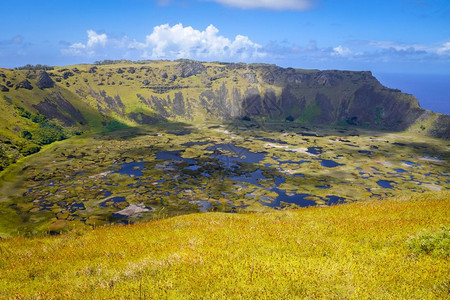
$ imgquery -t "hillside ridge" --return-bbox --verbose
[1,60,449,170]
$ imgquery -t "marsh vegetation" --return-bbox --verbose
[1,121,448,237]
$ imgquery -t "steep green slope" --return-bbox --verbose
[1,60,449,170]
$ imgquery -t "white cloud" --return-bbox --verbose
[437,42,450,55]
[138,24,264,60]
[332,45,352,56]
[203,0,314,10]
[86,30,107,48]
[61,27,450,67]
[62,30,108,56]
[63,24,265,61]
[367,40,450,57]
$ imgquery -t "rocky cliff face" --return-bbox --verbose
[0,60,448,169]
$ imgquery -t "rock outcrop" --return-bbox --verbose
[15,79,33,90]
[176,61,206,78]
[37,71,55,89]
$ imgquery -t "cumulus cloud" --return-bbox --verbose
[86,30,107,48]
[137,23,264,60]
[62,30,108,57]
[332,45,352,56]
[60,26,450,69]
[62,24,265,61]
[203,0,314,10]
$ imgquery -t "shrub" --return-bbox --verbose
[407,225,450,258]
[105,120,128,131]
[32,123,66,145]
[15,64,54,71]
[21,130,32,140]
[32,113,48,124]
[3,95,12,104]
[285,115,295,122]
[15,105,31,119]
[19,143,41,156]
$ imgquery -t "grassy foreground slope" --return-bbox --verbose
[1,192,448,299]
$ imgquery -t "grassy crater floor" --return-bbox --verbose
[0,192,449,299]
[0,122,449,237]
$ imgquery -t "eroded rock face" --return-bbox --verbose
[129,112,165,124]
[33,92,86,126]
[37,71,54,89]
[243,72,258,84]
[429,114,450,139]
[62,71,74,80]
[176,61,206,78]
[15,79,33,90]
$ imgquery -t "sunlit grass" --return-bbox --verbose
[0,191,448,299]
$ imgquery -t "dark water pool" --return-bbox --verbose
[358,150,372,155]
[231,169,265,186]
[301,132,319,137]
[113,161,147,177]
[321,159,343,168]
[207,144,267,166]
[402,160,420,166]
[259,138,288,144]
[263,191,316,208]
[69,203,86,213]
[99,197,127,207]
[185,165,202,171]
[316,184,331,189]
[325,195,346,205]
[377,180,396,189]
[191,200,213,212]
[156,151,196,164]
[182,141,209,146]
[278,159,310,165]
[307,147,323,155]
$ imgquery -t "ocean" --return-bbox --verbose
[375,73,450,115]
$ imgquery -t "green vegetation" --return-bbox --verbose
[407,225,450,258]
[0,192,448,298]
[0,122,448,237]
[104,120,129,131]
[296,102,321,123]
[15,64,54,71]
[0,60,448,298]
[14,105,67,146]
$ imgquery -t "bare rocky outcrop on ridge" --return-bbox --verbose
[15,79,33,90]
[37,71,55,89]
[176,61,207,78]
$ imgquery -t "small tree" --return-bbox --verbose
[285,115,294,122]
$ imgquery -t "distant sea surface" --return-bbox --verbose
[375,73,450,115]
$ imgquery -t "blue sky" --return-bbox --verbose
[1,0,450,74]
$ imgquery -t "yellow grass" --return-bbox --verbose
[1,192,449,299]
